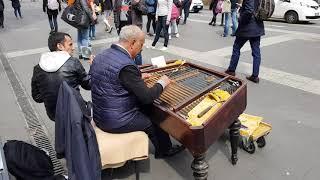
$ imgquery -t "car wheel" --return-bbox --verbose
[285,11,299,24]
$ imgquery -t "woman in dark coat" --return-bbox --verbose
[11,0,22,19]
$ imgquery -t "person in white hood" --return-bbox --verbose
[31,32,92,121]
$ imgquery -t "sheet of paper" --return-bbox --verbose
[151,56,166,68]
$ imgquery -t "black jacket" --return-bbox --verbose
[55,81,101,180]
[11,0,20,8]
[236,0,265,37]
[31,51,91,121]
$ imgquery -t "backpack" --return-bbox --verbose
[133,0,148,15]
[254,0,275,21]
[48,0,60,10]
[3,140,55,180]
[215,0,223,14]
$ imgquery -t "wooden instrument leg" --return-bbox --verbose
[191,154,209,180]
[229,119,241,165]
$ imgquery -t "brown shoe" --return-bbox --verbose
[225,70,236,76]
[246,75,260,83]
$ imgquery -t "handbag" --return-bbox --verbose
[61,0,90,29]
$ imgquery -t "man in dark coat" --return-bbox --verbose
[31,32,92,121]
[225,0,265,83]
[11,0,22,19]
[182,0,191,24]
[90,25,185,159]
[0,0,4,28]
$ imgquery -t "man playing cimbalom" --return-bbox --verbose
[90,25,184,158]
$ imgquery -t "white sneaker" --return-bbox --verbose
[151,46,156,49]
[175,33,180,38]
[159,47,168,51]
[169,35,172,40]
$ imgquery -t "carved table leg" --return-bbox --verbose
[229,119,241,165]
[191,154,209,180]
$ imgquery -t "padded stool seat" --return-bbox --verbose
[92,122,149,169]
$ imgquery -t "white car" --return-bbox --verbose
[272,0,320,23]
[190,0,204,13]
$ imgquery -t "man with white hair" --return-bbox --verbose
[90,25,185,158]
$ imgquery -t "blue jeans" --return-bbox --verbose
[228,36,261,77]
[224,9,238,36]
[13,7,22,18]
[89,24,96,38]
[77,28,90,56]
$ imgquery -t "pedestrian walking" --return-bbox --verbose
[89,0,100,40]
[225,0,265,83]
[181,0,191,24]
[146,0,157,36]
[168,3,180,39]
[151,0,173,51]
[103,0,113,33]
[68,0,97,59]
[0,0,4,28]
[208,0,224,26]
[11,0,23,19]
[221,0,231,37]
[43,0,61,34]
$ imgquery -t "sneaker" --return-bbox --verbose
[230,33,236,37]
[175,33,180,38]
[169,35,172,40]
[151,46,156,49]
[91,36,96,40]
[209,22,213,25]
[159,47,168,51]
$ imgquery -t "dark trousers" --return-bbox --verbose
[117,20,131,35]
[13,7,22,18]
[0,11,3,26]
[106,114,172,154]
[183,3,191,23]
[47,9,58,31]
[228,36,261,77]
[146,13,156,34]
[152,16,169,47]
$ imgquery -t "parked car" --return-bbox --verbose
[190,0,204,13]
[271,0,320,23]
